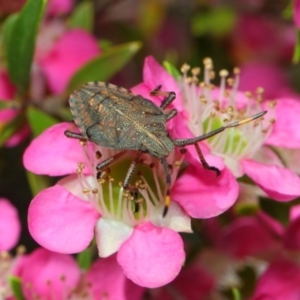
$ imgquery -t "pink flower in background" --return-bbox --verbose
[134,56,300,203]
[251,258,300,300]
[46,0,73,17]
[152,264,215,300]
[230,14,294,63]
[239,62,299,99]
[38,29,100,95]
[0,198,21,250]
[85,254,145,300]
[0,70,30,147]
[13,248,81,300]
[23,118,238,287]
[294,0,300,29]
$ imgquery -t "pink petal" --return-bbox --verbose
[40,29,100,94]
[172,158,238,218]
[251,259,300,300]
[132,56,184,112]
[219,216,277,258]
[117,222,185,288]
[242,159,300,201]
[0,199,21,250]
[294,0,300,29]
[46,0,73,16]
[86,255,145,300]
[283,216,300,250]
[15,248,80,300]
[266,98,300,148]
[23,122,92,176]
[28,185,99,253]
[154,266,215,300]
[290,205,300,221]
[239,62,295,99]
[0,70,16,100]
[5,124,30,147]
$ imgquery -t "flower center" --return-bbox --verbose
[179,58,275,163]
[75,143,184,227]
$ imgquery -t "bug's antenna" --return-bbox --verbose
[173,111,267,147]
[223,111,267,129]
[160,157,171,217]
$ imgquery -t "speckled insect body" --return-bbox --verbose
[69,82,174,157]
[65,81,266,216]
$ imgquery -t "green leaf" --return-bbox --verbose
[232,287,241,300]
[293,30,300,64]
[66,41,142,93]
[26,106,58,137]
[0,100,20,110]
[2,13,19,61]
[7,0,47,94]
[77,248,92,270]
[191,7,236,37]
[26,171,51,196]
[9,276,25,300]
[68,1,94,32]
[163,61,181,80]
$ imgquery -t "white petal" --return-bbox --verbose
[223,155,243,177]
[151,202,192,233]
[95,218,133,257]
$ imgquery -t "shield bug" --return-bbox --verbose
[65,81,266,216]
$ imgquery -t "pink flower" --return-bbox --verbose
[46,0,73,17]
[0,198,21,251]
[38,29,100,94]
[151,263,215,300]
[251,258,300,300]
[12,248,144,300]
[294,0,300,29]
[0,70,30,147]
[14,248,81,300]
[231,14,294,63]
[135,56,300,203]
[23,116,238,287]
[85,254,145,300]
[239,62,299,99]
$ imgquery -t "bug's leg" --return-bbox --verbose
[173,111,267,174]
[64,130,85,140]
[96,151,126,179]
[159,157,171,217]
[166,109,177,121]
[123,151,143,213]
[150,85,176,110]
[195,143,220,176]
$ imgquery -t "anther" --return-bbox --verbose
[191,67,200,76]
[180,148,187,154]
[80,140,87,146]
[227,78,234,86]
[233,67,240,75]
[83,188,90,194]
[174,161,182,167]
[245,91,253,98]
[219,69,229,77]
[200,95,207,104]
[95,151,102,159]
[181,63,190,73]
[92,188,98,194]
[97,178,105,184]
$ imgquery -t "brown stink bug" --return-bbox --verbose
[65,81,266,216]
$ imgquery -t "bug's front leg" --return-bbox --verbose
[150,85,176,110]
[64,130,86,140]
[122,151,143,213]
